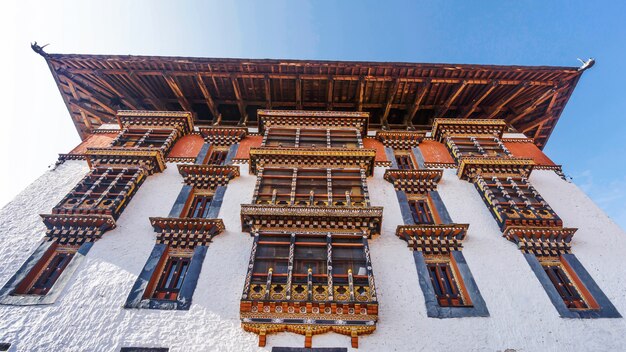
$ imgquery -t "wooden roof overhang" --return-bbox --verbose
[248,147,377,176]
[37,49,585,149]
[257,109,369,135]
[240,204,384,237]
[116,110,194,134]
[431,118,509,141]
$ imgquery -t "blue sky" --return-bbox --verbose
[1,0,625,228]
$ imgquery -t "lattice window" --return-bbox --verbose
[255,168,367,207]
[184,194,214,218]
[112,128,177,152]
[539,257,596,310]
[474,175,562,230]
[445,135,511,163]
[52,167,145,218]
[14,245,78,295]
[147,248,193,301]
[206,147,229,165]
[409,198,436,225]
[246,232,373,304]
[424,255,471,307]
[394,152,415,170]
[264,128,360,148]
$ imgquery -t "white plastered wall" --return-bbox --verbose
[0,161,625,351]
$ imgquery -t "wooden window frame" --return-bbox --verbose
[144,247,194,301]
[255,167,368,207]
[204,146,230,165]
[13,243,78,296]
[424,254,472,308]
[183,191,215,218]
[394,151,416,170]
[263,127,361,149]
[407,196,440,225]
[538,256,599,311]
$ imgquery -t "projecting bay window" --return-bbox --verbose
[444,135,511,163]
[263,127,361,149]
[52,167,146,217]
[424,255,471,307]
[538,257,597,311]
[254,168,368,207]
[112,128,177,152]
[246,232,374,304]
[145,248,193,301]
[13,244,78,296]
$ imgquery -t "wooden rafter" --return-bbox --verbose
[264,75,272,109]
[381,79,401,129]
[93,71,142,110]
[195,74,221,124]
[295,76,302,110]
[67,81,92,130]
[405,80,431,128]
[357,77,365,112]
[58,72,117,116]
[163,73,192,111]
[230,75,248,125]
[437,80,468,117]
[486,81,529,119]
[126,72,167,110]
[326,77,334,110]
[461,81,499,118]
[509,87,557,124]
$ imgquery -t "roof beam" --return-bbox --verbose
[326,77,334,110]
[230,75,248,126]
[126,72,167,110]
[404,80,431,129]
[295,76,302,110]
[163,73,192,111]
[195,74,221,125]
[437,80,468,117]
[57,72,117,116]
[486,81,529,119]
[67,81,92,130]
[93,71,142,110]
[69,99,110,124]
[461,80,499,118]
[381,79,401,130]
[509,87,557,124]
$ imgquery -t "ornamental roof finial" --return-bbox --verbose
[31,42,50,58]
[577,58,595,72]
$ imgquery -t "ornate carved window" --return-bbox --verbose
[14,245,78,296]
[52,167,146,218]
[424,255,471,307]
[474,174,562,231]
[408,198,436,225]
[145,248,194,301]
[206,146,230,165]
[254,168,368,207]
[538,257,597,310]
[184,193,214,218]
[112,128,178,152]
[394,151,415,170]
[264,127,361,149]
[444,135,511,163]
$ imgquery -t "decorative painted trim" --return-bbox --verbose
[0,241,93,306]
[384,169,443,194]
[117,110,194,134]
[524,253,621,319]
[85,148,166,174]
[504,226,577,256]
[396,224,468,254]
[457,156,534,180]
[40,214,116,245]
[149,217,225,249]
[375,131,424,149]
[432,118,508,142]
[249,147,377,176]
[199,127,247,146]
[240,205,383,237]
[165,156,195,163]
[413,251,490,318]
[177,164,240,189]
[258,110,369,135]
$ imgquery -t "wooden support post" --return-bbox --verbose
[405,80,431,129]
[231,75,248,126]
[264,75,272,109]
[326,76,334,110]
[357,77,365,112]
[305,330,312,348]
[437,80,468,117]
[296,76,303,110]
[258,329,267,347]
[381,79,401,130]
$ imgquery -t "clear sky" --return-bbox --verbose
[1,0,625,229]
